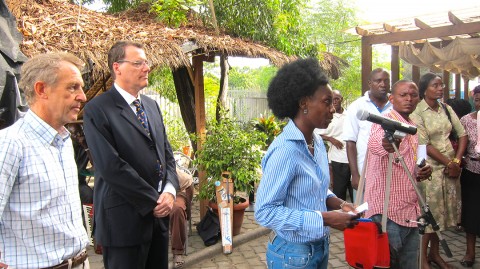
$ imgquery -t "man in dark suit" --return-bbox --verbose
[83,41,179,269]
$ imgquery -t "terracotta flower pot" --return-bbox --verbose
[209,199,249,236]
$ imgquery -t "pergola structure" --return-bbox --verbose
[354,7,480,99]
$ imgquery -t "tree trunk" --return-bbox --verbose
[216,53,229,122]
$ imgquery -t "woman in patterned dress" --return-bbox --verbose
[458,85,480,268]
[411,73,468,269]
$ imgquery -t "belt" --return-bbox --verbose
[43,251,88,269]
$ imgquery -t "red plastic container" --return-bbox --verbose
[344,220,390,269]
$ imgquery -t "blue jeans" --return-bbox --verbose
[266,233,329,269]
[371,215,420,269]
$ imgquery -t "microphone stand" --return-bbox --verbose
[383,129,452,268]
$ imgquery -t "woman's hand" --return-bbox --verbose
[322,211,360,231]
[444,162,461,178]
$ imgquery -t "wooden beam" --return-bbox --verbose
[356,26,371,36]
[193,55,208,218]
[391,46,400,84]
[414,18,452,41]
[443,70,450,101]
[361,37,372,94]
[363,21,480,45]
[384,23,399,33]
[455,74,461,99]
[449,11,480,38]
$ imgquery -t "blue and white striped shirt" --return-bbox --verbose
[255,120,335,243]
[0,110,88,268]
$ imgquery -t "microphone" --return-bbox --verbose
[356,109,417,135]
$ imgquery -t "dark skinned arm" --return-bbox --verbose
[346,141,359,190]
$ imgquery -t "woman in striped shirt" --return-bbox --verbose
[255,58,359,269]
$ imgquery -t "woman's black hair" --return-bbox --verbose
[418,72,441,99]
[446,98,472,118]
[267,58,329,119]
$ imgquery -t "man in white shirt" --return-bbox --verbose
[316,90,352,201]
[0,52,90,268]
[343,68,393,192]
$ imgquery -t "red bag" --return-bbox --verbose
[344,219,390,269]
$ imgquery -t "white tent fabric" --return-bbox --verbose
[399,38,480,79]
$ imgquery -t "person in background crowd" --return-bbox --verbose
[170,167,194,269]
[0,52,90,268]
[67,122,94,204]
[364,80,432,269]
[316,89,353,201]
[83,41,179,269]
[446,98,472,120]
[255,58,359,269]
[343,68,393,195]
[445,98,472,231]
[411,72,467,269]
[458,85,480,268]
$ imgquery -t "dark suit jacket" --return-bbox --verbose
[83,86,179,247]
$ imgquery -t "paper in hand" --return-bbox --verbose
[417,145,427,166]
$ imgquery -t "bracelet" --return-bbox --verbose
[339,201,347,210]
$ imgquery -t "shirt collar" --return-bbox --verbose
[26,110,70,146]
[114,83,142,105]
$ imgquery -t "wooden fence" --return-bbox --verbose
[142,88,271,123]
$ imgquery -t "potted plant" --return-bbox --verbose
[251,114,286,149]
[195,117,266,235]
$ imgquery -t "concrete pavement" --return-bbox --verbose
[87,198,480,269]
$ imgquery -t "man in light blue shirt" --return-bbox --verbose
[0,52,90,268]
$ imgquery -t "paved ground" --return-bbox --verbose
[87,198,480,269]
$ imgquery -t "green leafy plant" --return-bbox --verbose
[251,115,286,149]
[195,118,266,203]
[146,0,200,27]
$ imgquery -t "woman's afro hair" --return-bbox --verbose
[267,58,329,119]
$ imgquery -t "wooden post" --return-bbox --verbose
[361,37,372,94]
[391,46,400,85]
[443,70,450,102]
[463,76,469,100]
[412,65,420,85]
[193,54,208,218]
[455,74,461,99]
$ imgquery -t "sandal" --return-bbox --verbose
[460,259,475,268]
[174,254,185,268]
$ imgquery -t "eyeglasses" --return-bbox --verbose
[117,60,150,68]
[430,83,445,89]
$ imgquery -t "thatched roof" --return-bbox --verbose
[6,0,297,75]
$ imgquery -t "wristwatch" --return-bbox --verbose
[451,158,461,165]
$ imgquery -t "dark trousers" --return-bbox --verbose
[102,217,169,269]
[331,161,353,202]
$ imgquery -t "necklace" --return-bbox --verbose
[307,138,314,150]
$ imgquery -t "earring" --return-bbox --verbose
[303,108,308,114]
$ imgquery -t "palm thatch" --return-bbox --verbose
[7,0,296,75]
[7,0,347,77]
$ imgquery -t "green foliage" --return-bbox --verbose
[195,118,266,202]
[163,112,191,151]
[250,115,286,149]
[146,0,200,27]
[307,0,363,103]
[148,66,177,103]
[102,0,142,12]
[203,0,315,57]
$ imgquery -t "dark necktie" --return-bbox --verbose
[132,99,163,182]
[132,99,150,136]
